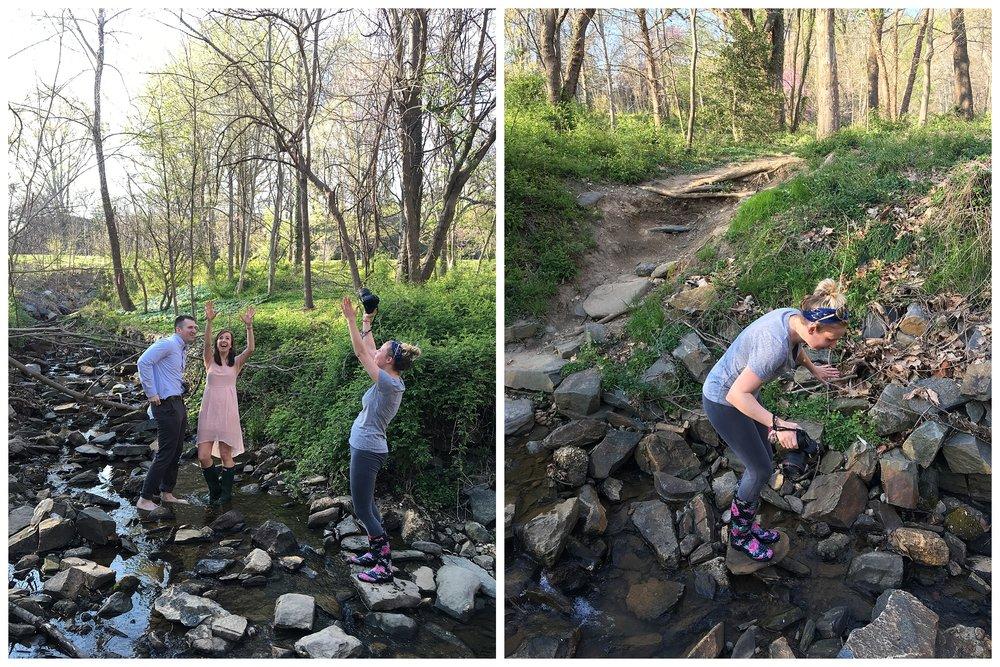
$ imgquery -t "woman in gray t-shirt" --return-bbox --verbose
[702,279,849,562]
[340,296,422,583]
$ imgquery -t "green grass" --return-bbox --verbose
[80,255,495,510]
[759,384,882,452]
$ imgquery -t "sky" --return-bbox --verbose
[8,9,189,207]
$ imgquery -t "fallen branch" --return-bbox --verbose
[647,225,692,234]
[9,356,140,412]
[9,602,89,658]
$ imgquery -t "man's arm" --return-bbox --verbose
[137,338,170,402]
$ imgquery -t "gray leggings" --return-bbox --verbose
[350,448,386,537]
[702,395,774,503]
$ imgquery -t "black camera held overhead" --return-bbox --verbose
[359,287,380,315]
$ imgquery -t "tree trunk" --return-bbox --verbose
[327,189,362,290]
[815,9,840,139]
[299,170,314,308]
[560,9,595,103]
[919,10,935,126]
[91,10,134,311]
[765,9,786,130]
[394,9,427,281]
[950,8,974,119]
[267,160,283,295]
[899,9,930,116]
[597,10,616,128]
[539,9,562,105]
[636,9,665,128]
[790,9,815,132]
[685,9,698,151]
[866,10,884,119]
[227,169,235,279]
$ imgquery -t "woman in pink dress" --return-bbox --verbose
[197,300,255,505]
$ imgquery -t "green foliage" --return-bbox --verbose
[759,384,882,453]
[84,257,495,510]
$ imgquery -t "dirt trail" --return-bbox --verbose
[538,156,804,336]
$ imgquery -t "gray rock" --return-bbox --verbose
[211,614,248,641]
[769,636,797,658]
[641,356,678,390]
[902,421,948,468]
[365,612,417,640]
[434,565,481,621]
[294,624,363,658]
[711,471,738,510]
[589,429,642,479]
[582,277,651,320]
[654,472,707,501]
[880,449,919,509]
[75,507,116,546]
[436,554,495,600]
[504,352,568,392]
[635,431,700,478]
[576,484,607,535]
[154,587,227,627]
[411,565,436,593]
[186,623,230,656]
[848,551,904,590]
[36,517,75,552]
[577,191,604,207]
[684,621,725,658]
[671,331,714,383]
[252,520,298,555]
[817,606,850,639]
[625,577,684,620]
[465,485,496,526]
[631,500,680,569]
[599,477,623,502]
[273,593,315,631]
[504,398,535,436]
[554,336,584,359]
[516,498,579,567]
[651,260,679,279]
[817,532,852,562]
[936,624,992,658]
[801,472,867,528]
[210,510,246,533]
[8,505,34,536]
[731,625,760,658]
[960,361,991,401]
[98,591,134,618]
[542,419,607,451]
[845,438,879,483]
[839,589,938,657]
[42,567,87,599]
[464,521,493,544]
[554,368,602,415]
[869,383,919,436]
[174,527,213,544]
[505,319,540,342]
[350,574,422,611]
[307,506,341,529]
[941,432,991,474]
[551,446,589,487]
[195,559,232,576]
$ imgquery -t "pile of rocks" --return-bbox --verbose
[504,296,991,657]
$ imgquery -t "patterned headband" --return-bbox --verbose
[803,306,850,324]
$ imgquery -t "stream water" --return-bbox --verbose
[505,426,990,658]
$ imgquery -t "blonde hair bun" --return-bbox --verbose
[802,278,847,311]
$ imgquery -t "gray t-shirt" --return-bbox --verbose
[702,307,802,407]
[349,369,406,453]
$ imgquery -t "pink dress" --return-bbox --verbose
[196,360,245,457]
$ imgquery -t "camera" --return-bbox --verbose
[796,429,821,457]
[359,288,380,314]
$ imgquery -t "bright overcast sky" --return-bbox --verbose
[8,9,190,203]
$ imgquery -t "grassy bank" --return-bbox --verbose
[81,257,495,510]
[538,109,989,451]
[504,70,803,318]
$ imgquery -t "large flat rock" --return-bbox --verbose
[349,574,422,611]
[582,278,651,319]
[505,352,567,392]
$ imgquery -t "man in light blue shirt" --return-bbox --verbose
[136,315,199,511]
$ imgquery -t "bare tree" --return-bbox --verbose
[815,9,840,138]
[70,9,135,311]
[636,9,665,128]
[919,10,935,126]
[951,8,974,119]
[899,9,930,116]
[538,9,596,104]
[685,9,698,151]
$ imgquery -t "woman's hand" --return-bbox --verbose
[240,306,256,326]
[811,363,841,384]
[341,296,357,321]
[769,418,801,450]
[205,300,217,322]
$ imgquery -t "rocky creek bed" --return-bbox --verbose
[504,278,992,658]
[9,334,496,658]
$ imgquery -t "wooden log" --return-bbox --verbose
[9,357,139,412]
[648,225,692,234]
[9,602,89,658]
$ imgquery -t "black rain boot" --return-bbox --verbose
[202,466,222,505]
[219,467,236,505]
